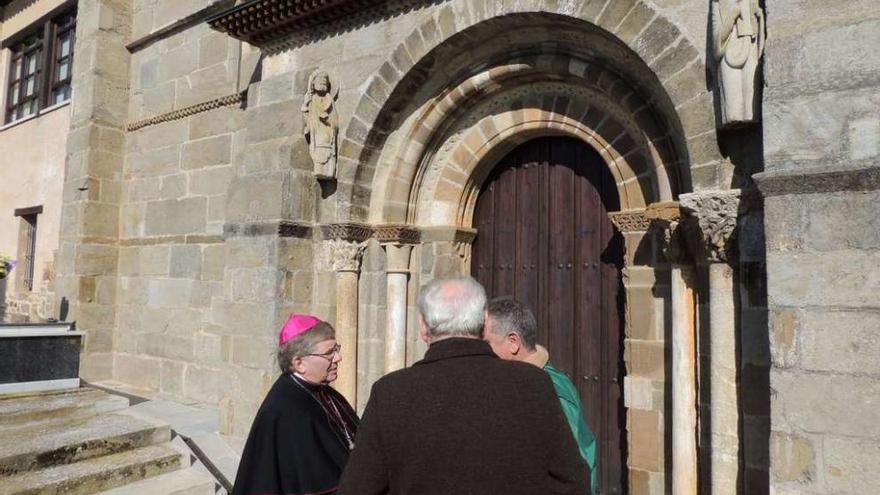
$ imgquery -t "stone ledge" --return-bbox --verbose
[119,235,224,246]
[754,164,880,196]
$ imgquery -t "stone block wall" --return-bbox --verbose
[113,0,247,401]
[761,2,880,493]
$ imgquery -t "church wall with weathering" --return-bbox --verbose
[56,0,750,491]
[41,0,880,493]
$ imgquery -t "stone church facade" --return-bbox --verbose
[1,0,878,493]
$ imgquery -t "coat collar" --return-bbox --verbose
[416,337,497,365]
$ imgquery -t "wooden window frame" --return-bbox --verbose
[4,6,77,124]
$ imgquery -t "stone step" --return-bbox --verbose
[0,443,184,495]
[95,466,216,495]
[0,411,170,476]
[0,388,129,429]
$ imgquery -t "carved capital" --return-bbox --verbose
[382,243,413,273]
[318,239,366,272]
[679,190,742,263]
[609,210,651,233]
[646,202,690,264]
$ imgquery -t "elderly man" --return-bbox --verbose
[233,314,358,495]
[337,277,588,495]
[484,298,598,494]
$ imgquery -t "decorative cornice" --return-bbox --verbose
[679,190,742,263]
[207,0,386,47]
[278,221,313,238]
[320,222,373,243]
[224,220,312,239]
[373,224,420,244]
[126,92,245,132]
[754,164,880,196]
[609,210,651,233]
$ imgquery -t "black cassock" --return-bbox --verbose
[232,374,359,495]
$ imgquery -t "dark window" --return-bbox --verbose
[5,9,76,124]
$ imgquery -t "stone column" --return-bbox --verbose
[680,190,742,494]
[382,244,412,373]
[375,225,419,373]
[319,228,369,405]
[648,202,698,495]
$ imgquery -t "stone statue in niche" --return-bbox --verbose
[302,70,339,179]
[711,0,765,127]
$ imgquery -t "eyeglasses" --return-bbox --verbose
[304,344,342,361]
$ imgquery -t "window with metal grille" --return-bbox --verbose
[20,214,37,292]
[14,206,42,293]
[4,6,76,124]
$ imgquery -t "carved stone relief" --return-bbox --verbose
[318,239,366,272]
[646,202,689,264]
[302,70,339,179]
[711,0,765,127]
[609,210,651,233]
[679,190,742,263]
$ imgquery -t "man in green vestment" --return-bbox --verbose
[484,298,598,494]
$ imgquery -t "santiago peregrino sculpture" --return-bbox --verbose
[302,70,339,179]
[710,0,765,128]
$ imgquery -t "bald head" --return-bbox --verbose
[417,277,487,340]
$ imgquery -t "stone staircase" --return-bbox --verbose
[0,388,216,495]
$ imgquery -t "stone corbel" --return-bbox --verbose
[679,190,742,264]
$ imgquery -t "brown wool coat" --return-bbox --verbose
[337,338,589,495]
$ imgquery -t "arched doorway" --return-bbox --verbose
[471,137,626,493]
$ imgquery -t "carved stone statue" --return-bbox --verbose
[302,70,339,179]
[711,0,765,127]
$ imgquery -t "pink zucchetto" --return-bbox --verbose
[279,314,322,346]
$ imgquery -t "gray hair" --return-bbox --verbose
[277,321,335,374]
[417,277,487,338]
[486,297,538,351]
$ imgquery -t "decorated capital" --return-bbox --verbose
[679,190,742,263]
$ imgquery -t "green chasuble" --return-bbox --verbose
[544,362,598,494]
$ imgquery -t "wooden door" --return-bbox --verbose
[472,137,626,494]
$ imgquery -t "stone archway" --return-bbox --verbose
[332,6,724,222]
[332,8,724,495]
